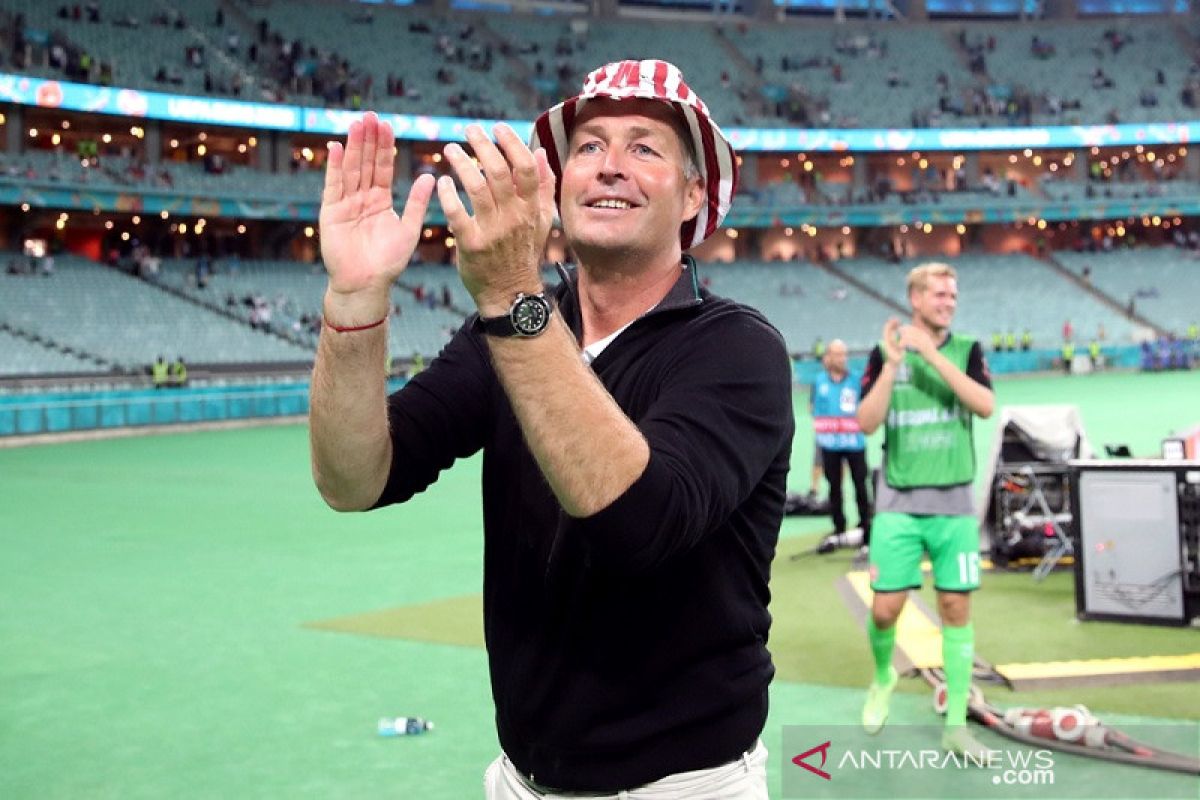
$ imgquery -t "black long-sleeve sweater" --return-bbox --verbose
[373,260,795,792]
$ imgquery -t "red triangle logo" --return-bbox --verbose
[792,740,832,781]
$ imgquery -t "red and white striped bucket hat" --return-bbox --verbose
[530,59,739,250]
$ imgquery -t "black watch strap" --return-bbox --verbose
[479,315,521,337]
[478,292,553,338]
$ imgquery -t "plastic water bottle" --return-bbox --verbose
[378,716,434,737]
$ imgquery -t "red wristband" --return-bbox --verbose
[324,315,387,333]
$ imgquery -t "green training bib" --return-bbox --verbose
[884,334,977,489]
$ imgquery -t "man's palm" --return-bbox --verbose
[882,318,905,363]
[319,112,433,298]
[321,189,413,294]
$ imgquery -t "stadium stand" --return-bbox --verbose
[1054,247,1200,336]
[953,18,1195,126]
[0,147,329,202]
[150,257,471,357]
[835,253,1137,346]
[0,325,97,376]
[149,159,327,201]
[154,256,329,333]
[482,14,750,125]
[4,3,1199,129]
[702,259,894,351]
[2,0,254,99]
[1040,176,1200,203]
[0,0,1194,382]
[0,254,314,369]
[256,0,525,117]
[724,22,970,128]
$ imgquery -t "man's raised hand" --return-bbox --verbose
[319,111,434,323]
[436,123,556,316]
[881,318,905,364]
[898,324,937,359]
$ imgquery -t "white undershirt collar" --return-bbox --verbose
[581,322,633,365]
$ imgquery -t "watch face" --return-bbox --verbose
[512,295,551,336]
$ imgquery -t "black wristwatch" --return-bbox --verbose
[479,292,553,338]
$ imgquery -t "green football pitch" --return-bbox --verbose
[2,370,1198,799]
